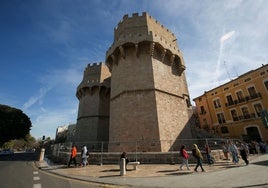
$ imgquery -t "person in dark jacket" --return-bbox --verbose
[238,142,249,165]
[120,151,129,170]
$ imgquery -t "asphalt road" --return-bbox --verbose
[0,152,117,188]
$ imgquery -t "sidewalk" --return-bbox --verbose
[36,154,268,188]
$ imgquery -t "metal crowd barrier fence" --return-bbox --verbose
[50,138,241,164]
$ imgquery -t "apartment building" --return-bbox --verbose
[193,64,268,142]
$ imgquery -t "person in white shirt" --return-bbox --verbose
[81,145,88,167]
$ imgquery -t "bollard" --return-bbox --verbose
[120,158,126,176]
[39,148,45,161]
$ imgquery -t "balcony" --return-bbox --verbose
[225,92,262,108]
[250,92,262,100]
[225,100,236,107]
[245,93,262,101]
[233,117,239,121]
[238,98,246,103]
[238,113,256,121]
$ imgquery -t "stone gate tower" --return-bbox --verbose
[106,12,191,152]
[75,63,111,144]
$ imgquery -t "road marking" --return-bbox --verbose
[33,183,41,188]
[33,170,41,188]
[33,176,40,180]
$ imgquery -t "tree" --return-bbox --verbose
[2,134,36,151]
[0,104,32,146]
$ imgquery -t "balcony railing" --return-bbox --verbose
[249,92,262,100]
[225,92,262,107]
[238,113,256,121]
[233,117,239,121]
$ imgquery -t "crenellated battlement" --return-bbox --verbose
[106,12,182,69]
[112,12,179,49]
[83,62,110,79]
[76,62,111,99]
[84,62,103,73]
[106,30,180,55]
[115,12,175,38]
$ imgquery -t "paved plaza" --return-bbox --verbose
[37,154,268,188]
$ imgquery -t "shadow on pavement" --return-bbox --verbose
[224,165,243,168]
[233,183,268,188]
[101,169,119,172]
[167,171,193,176]
[44,166,69,170]
[251,160,268,167]
[157,169,178,173]
[156,169,193,176]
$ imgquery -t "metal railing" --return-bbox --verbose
[49,138,241,164]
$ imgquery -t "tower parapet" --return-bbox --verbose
[76,62,111,99]
[106,12,185,75]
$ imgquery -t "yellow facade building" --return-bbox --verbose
[193,64,268,142]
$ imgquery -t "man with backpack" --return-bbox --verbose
[192,144,205,172]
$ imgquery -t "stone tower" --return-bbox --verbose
[106,12,191,152]
[75,63,111,145]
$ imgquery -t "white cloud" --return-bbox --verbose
[23,64,84,138]
[220,31,236,43]
[22,87,51,110]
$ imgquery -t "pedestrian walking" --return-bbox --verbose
[68,144,77,167]
[228,141,239,164]
[192,144,205,172]
[238,142,249,165]
[204,144,214,164]
[179,145,190,171]
[81,145,88,167]
[222,141,229,160]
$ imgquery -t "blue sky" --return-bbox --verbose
[0,0,267,139]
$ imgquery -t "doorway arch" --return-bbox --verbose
[245,126,262,142]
